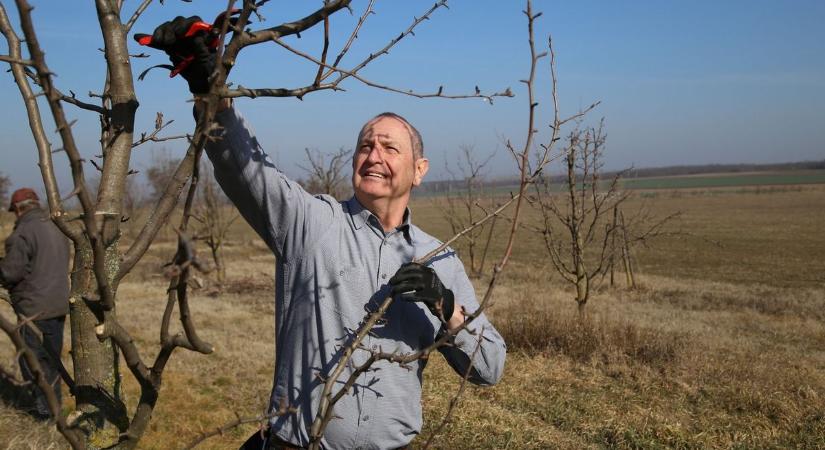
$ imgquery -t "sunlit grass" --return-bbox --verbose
[1,185,824,449]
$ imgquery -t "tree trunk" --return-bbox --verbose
[619,211,636,288]
[576,297,587,320]
[609,207,618,287]
[211,243,226,284]
[69,242,127,448]
[575,270,589,320]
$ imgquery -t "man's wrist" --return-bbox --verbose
[445,304,465,332]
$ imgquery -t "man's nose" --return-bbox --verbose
[365,145,384,164]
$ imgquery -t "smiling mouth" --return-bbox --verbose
[363,171,387,179]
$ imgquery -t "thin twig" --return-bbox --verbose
[61,90,109,115]
[182,404,295,450]
[319,0,375,81]
[234,0,354,48]
[312,16,329,86]
[124,0,153,33]
[272,38,512,103]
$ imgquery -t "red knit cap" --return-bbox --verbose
[8,188,39,211]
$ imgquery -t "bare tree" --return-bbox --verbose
[0,1,511,448]
[534,119,679,315]
[533,121,626,316]
[121,175,144,226]
[439,144,496,276]
[297,147,352,200]
[608,202,680,289]
[0,171,9,202]
[145,148,179,203]
[193,166,238,284]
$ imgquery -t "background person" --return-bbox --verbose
[0,188,70,420]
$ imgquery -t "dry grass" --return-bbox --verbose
[1,185,825,448]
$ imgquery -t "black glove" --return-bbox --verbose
[148,16,216,94]
[389,263,455,323]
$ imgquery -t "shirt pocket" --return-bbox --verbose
[315,262,369,324]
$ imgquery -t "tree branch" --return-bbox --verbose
[319,0,375,81]
[0,54,32,64]
[124,0,153,33]
[0,4,83,243]
[183,404,295,450]
[0,312,85,449]
[60,90,110,115]
[271,37,512,103]
[234,0,354,48]
[308,3,548,444]
[118,120,218,280]
[221,82,340,100]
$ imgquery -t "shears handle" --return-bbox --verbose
[184,21,213,38]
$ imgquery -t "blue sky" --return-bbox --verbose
[0,0,823,191]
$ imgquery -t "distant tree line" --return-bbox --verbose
[416,159,825,195]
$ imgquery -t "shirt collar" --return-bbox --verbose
[345,196,413,244]
[15,207,45,226]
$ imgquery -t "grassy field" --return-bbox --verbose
[1,183,824,449]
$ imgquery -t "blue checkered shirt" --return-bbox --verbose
[205,107,506,450]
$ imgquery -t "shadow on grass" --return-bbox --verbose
[0,375,44,420]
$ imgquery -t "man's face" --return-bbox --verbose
[352,117,428,206]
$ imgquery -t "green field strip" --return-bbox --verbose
[417,170,825,197]
[619,171,825,190]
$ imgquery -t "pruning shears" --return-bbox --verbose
[133,11,237,78]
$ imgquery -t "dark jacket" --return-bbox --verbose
[0,208,70,319]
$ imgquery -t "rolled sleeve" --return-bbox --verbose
[437,259,506,385]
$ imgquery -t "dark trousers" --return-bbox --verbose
[239,428,408,450]
[19,316,65,417]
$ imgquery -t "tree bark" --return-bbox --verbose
[69,243,127,448]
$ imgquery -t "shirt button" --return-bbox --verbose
[381,273,387,279]
[363,415,370,421]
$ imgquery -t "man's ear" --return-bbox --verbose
[413,157,429,187]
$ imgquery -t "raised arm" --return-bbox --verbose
[204,106,338,261]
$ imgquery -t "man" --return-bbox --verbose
[147,17,506,449]
[0,188,70,420]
